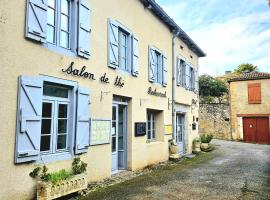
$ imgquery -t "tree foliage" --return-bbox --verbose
[234,63,258,74]
[199,75,228,103]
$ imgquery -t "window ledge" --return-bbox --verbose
[38,152,73,164]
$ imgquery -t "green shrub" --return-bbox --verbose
[48,169,73,185]
[200,134,213,143]
[29,157,87,185]
[193,137,201,143]
[72,157,87,175]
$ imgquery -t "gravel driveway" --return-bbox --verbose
[80,140,270,200]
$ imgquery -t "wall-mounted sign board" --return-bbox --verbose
[165,124,172,135]
[90,119,111,146]
[135,122,146,137]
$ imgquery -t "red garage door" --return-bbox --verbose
[243,117,270,144]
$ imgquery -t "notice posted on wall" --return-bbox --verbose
[90,119,111,146]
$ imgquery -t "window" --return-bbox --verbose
[147,111,156,140]
[41,83,70,153]
[177,59,186,87]
[186,64,191,89]
[118,30,129,72]
[47,0,71,49]
[248,83,261,104]
[154,50,163,84]
[108,19,139,76]
[15,76,91,164]
[148,46,168,86]
[25,0,91,58]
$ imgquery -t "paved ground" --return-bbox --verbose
[80,140,270,200]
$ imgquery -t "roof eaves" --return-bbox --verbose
[140,0,206,57]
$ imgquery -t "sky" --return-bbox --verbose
[156,0,270,76]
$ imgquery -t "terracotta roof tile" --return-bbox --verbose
[228,72,270,82]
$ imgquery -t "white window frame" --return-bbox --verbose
[116,23,132,74]
[147,111,156,140]
[38,76,77,163]
[45,0,78,56]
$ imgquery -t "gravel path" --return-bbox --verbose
[79,140,270,200]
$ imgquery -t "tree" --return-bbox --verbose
[199,75,228,103]
[234,63,258,74]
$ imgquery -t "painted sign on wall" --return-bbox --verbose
[90,119,111,146]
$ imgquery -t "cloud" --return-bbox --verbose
[156,0,270,76]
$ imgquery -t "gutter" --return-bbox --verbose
[172,31,180,140]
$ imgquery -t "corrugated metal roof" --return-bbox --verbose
[228,72,270,82]
[140,0,206,57]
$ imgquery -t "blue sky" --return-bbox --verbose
[156,0,270,76]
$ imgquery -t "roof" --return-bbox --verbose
[140,0,206,57]
[228,72,270,82]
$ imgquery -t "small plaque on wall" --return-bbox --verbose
[165,125,173,135]
[192,123,197,130]
[135,122,146,137]
[90,119,111,146]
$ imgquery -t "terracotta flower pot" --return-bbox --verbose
[200,143,209,151]
[193,142,201,152]
[169,144,179,154]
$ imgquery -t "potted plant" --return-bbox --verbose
[192,137,201,153]
[168,139,179,159]
[200,134,213,151]
[30,157,88,200]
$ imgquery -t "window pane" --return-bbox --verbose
[60,31,69,48]
[61,15,69,31]
[112,137,116,152]
[40,136,51,151]
[58,119,67,133]
[58,104,67,118]
[41,119,51,134]
[48,0,55,8]
[42,103,52,118]
[47,25,55,44]
[61,0,69,15]
[152,130,155,139]
[47,8,55,25]
[118,136,123,150]
[57,135,67,150]
[43,83,69,98]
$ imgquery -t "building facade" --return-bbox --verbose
[229,72,270,143]
[0,0,205,199]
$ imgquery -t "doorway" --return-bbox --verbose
[111,104,128,171]
[243,117,270,144]
[176,113,185,155]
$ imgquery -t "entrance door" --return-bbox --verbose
[243,117,270,144]
[176,114,185,155]
[111,104,127,171]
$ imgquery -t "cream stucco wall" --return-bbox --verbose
[0,0,201,199]
[230,79,270,140]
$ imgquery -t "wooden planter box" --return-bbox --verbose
[37,174,87,200]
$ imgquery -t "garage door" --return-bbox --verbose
[243,117,270,144]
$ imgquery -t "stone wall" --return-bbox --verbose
[199,103,231,140]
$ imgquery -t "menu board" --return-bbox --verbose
[135,122,146,137]
[90,119,111,146]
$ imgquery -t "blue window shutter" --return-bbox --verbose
[15,76,43,163]
[162,55,168,87]
[176,57,181,86]
[132,35,139,76]
[25,0,47,43]
[75,87,90,154]
[108,19,119,69]
[78,0,91,59]
[148,46,155,82]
